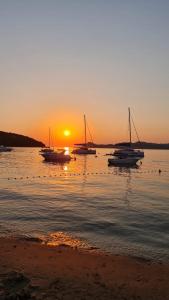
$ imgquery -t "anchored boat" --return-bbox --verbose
[113,108,144,159]
[40,128,54,154]
[0,145,13,152]
[72,115,96,155]
[41,149,71,162]
[108,156,140,167]
[40,129,71,162]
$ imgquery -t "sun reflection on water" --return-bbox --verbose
[42,232,89,249]
[64,147,69,155]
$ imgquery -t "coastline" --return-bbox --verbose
[0,237,169,299]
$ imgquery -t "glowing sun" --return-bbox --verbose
[64,129,71,137]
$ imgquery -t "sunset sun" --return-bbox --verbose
[63,129,71,137]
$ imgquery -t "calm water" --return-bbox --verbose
[0,148,169,261]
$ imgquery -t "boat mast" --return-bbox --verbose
[84,114,87,146]
[128,107,132,146]
[48,128,51,148]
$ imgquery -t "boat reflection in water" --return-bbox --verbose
[111,164,140,173]
[110,165,139,207]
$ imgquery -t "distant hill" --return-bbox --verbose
[115,141,169,149]
[0,131,45,147]
[75,141,169,149]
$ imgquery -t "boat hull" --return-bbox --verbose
[41,152,71,162]
[39,148,54,154]
[72,149,96,155]
[0,147,13,152]
[108,157,139,167]
[113,149,144,158]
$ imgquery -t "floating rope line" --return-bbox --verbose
[1,168,168,181]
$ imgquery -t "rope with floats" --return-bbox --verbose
[1,168,167,181]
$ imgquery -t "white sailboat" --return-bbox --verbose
[72,115,96,155]
[113,108,144,159]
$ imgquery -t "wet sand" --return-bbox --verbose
[0,237,169,299]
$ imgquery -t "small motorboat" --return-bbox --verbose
[108,156,139,167]
[40,149,71,162]
[0,145,13,152]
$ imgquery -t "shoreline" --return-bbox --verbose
[0,237,169,299]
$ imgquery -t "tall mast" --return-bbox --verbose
[128,107,132,146]
[84,114,87,145]
[48,128,51,148]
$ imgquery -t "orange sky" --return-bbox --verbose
[1,1,169,145]
[26,108,169,147]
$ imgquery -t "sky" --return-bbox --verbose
[0,0,169,146]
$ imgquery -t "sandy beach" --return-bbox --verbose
[0,237,168,299]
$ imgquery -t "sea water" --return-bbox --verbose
[0,148,169,261]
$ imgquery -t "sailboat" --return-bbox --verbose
[40,128,54,154]
[113,108,144,159]
[72,115,96,155]
[40,148,71,162]
[40,128,71,162]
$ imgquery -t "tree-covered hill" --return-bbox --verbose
[0,131,45,147]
